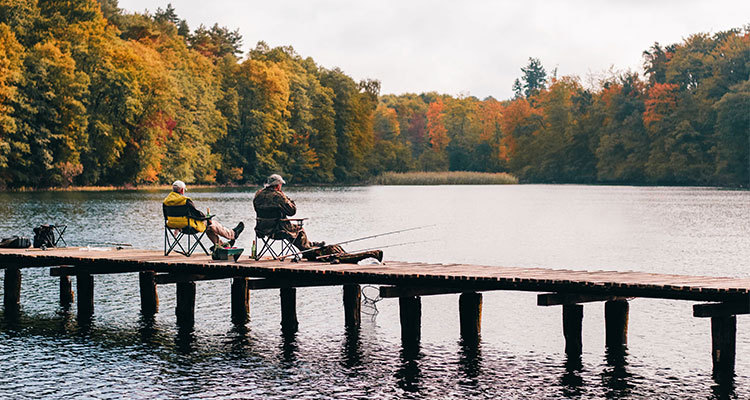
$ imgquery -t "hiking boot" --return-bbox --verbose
[233,222,244,240]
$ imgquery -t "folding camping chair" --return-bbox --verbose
[163,213,213,257]
[253,218,306,261]
[32,224,67,248]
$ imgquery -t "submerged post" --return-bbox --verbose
[4,266,21,315]
[343,284,361,329]
[139,271,159,316]
[175,281,196,327]
[711,316,736,373]
[60,275,74,309]
[605,299,629,349]
[399,295,422,346]
[280,287,298,332]
[562,304,583,356]
[459,292,482,343]
[76,273,94,318]
[231,277,250,325]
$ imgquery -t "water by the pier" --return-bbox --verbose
[0,185,748,399]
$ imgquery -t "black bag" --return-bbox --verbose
[0,236,31,248]
[33,225,56,248]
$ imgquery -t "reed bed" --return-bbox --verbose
[372,171,518,185]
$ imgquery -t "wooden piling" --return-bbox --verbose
[280,287,298,331]
[60,275,73,308]
[343,284,361,329]
[399,295,422,345]
[139,271,159,316]
[175,281,196,327]
[459,292,482,342]
[605,299,629,348]
[231,277,250,325]
[76,273,94,318]
[562,304,583,356]
[711,315,736,373]
[3,266,21,314]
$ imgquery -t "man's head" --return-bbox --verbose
[172,180,186,194]
[265,174,285,190]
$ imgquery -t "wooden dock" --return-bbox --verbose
[1,247,748,376]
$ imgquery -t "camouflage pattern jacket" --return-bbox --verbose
[253,186,300,239]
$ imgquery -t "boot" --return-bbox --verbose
[233,221,245,240]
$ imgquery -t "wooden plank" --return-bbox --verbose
[694,302,750,318]
[380,286,464,298]
[537,293,626,306]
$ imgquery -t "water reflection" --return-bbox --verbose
[280,330,298,365]
[396,342,422,393]
[560,354,584,398]
[601,348,634,398]
[175,326,196,354]
[341,327,363,370]
[458,338,482,385]
[226,325,253,358]
[711,370,736,400]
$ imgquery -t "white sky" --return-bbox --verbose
[118,0,749,100]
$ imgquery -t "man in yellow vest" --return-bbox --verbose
[163,180,244,249]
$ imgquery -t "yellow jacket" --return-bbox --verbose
[162,191,206,232]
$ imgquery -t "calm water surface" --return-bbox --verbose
[0,185,748,399]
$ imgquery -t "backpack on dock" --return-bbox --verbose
[0,236,31,248]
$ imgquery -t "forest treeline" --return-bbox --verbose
[0,1,748,188]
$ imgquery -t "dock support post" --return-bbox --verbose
[459,292,482,343]
[562,304,583,356]
[231,277,250,325]
[399,295,422,346]
[343,284,361,329]
[711,316,736,374]
[175,281,196,328]
[139,271,159,316]
[60,275,73,309]
[4,266,21,315]
[605,299,629,349]
[76,273,94,318]
[280,287,298,332]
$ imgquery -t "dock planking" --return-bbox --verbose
[0,248,748,301]
[0,247,748,376]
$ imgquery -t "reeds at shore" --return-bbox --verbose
[372,171,518,185]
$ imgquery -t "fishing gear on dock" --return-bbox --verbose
[314,240,432,261]
[278,224,435,261]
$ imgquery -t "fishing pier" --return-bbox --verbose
[1,247,748,377]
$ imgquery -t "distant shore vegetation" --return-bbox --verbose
[373,171,518,185]
[0,2,747,190]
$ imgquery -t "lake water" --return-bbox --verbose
[0,185,748,399]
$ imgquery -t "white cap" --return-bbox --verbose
[265,174,286,186]
[172,180,186,192]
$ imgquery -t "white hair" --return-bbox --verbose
[172,180,186,192]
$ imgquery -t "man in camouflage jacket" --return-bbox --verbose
[253,174,382,263]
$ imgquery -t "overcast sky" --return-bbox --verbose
[118,0,749,100]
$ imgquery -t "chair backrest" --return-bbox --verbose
[254,207,284,238]
[163,192,206,233]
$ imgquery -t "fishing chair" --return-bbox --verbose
[163,211,213,257]
[254,218,306,261]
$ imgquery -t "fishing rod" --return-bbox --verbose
[77,241,133,247]
[313,239,432,260]
[278,224,435,260]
